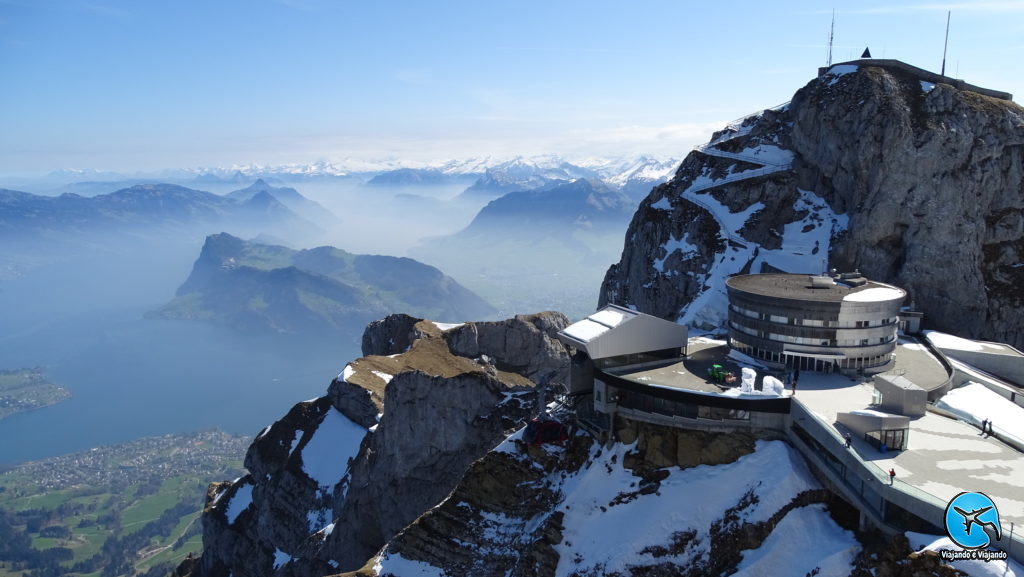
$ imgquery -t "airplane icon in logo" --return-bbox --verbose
[953,505,1002,541]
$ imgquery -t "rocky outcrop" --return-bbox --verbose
[601,61,1024,345]
[187,311,571,577]
[445,312,572,385]
[369,419,850,577]
[196,398,346,577]
[360,313,426,356]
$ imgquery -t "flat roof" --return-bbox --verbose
[726,273,906,303]
[796,372,1024,527]
[605,338,787,397]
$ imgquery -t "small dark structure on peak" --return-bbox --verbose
[861,47,872,58]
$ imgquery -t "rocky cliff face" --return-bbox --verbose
[601,62,1024,346]
[188,311,570,577]
[365,419,860,577]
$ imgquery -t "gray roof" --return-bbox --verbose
[557,304,688,360]
[727,273,906,304]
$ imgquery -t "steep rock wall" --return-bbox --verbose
[601,62,1024,345]
[187,311,571,577]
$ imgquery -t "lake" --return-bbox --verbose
[0,262,359,466]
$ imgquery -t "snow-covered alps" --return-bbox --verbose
[48,154,678,189]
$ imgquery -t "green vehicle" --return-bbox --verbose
[707,364,736,384]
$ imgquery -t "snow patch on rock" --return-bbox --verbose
[300,408,365,490]
[225,482,253,525]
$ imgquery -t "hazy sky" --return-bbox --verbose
[2,0,1023,174]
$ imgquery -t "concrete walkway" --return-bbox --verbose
[794,371,1024,527]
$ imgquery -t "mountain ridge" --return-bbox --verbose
[601,61,1024,346]
[152,233,496,337]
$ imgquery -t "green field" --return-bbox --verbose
[0,368,72,421]
[0,430,249,577]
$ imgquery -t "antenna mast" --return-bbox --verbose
[941,11,951,76]
[827,9,835,66]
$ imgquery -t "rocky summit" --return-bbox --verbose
[600,60,1024,347]
[187,312,571,576]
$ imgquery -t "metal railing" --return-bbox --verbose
[685,164,792,195]
[789,400,1024,564]
[693,143,794,168]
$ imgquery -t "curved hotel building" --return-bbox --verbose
[726,272,906,374]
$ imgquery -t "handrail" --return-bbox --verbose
[686,165,792,195]
[914,335,955,400]
[693,143,793,168]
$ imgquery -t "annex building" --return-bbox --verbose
[726,272,906,374]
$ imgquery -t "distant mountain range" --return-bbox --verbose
[225,179,339,228]
[29,155,677,200]
[151,233,495,336]
[410,178,636,319]
[456,178,633,238]
[0,182,333,240]
[0,181,344,253]
[368,155,678,201]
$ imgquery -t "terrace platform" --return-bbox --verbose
[794,370,1024,528]
[606,337,789,395]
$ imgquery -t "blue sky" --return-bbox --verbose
[2,0,1023,174]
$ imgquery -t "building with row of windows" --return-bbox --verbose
[725,272,906,374]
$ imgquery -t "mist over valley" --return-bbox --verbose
[0,157,669,465]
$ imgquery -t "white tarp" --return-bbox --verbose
[741,367,757,393]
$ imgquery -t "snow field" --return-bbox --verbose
[553,440,835,576]
[732,504,859,577]
[273,548,291,570]
[936,382,1024,441]
[672,181,847,329]
[373,552,448,577]
[651,197,672,210]
[907,532,1023,577]
[925,331,1003,353]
